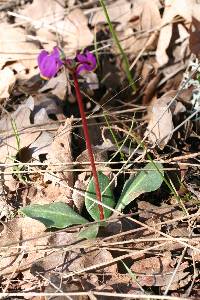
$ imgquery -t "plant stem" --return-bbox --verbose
[99,0,136,92]
[72,72,104,220]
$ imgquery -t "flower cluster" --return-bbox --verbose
[38,47,96,80]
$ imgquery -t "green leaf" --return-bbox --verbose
[20,202,88,228]
[85,171,115,221]
[78,223,99,239]
[116,162,164,211]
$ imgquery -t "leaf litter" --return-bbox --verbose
[0,0,199,298]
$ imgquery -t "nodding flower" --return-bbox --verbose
[37,47,63,80]
[37,48,96,78]
[76,50,96,75]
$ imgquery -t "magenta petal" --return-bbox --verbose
[76,64,87,74]
[86,52,96,67]
[76,50,97,74]
[37,50,48,66]
[52,47,63,66]
[37,47,63,79]
[76,53,87,63]
[39,55,57,79]
[52,47,60,57]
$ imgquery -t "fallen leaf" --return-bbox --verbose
[131,253,191,290]
[156,0,200,66]
[0,97,40,189]
[189,17,200,57]
[42,118,74,203]
[39,72,67,101]
[33,93,64,119]
[0,23,38,71]
[76,146,108,171]
[72,173,89,213]
[0,217,47,276]
[17,0,65,28]
[58,9,94,52]
[29,131,54,159]
[30,245,116,281]
[82,72,99,91]
[138,201,185,228]
[91,0,133,30]
[0,198,13,219]
[118,0,161,55]
[0,67,16,101]
[17,2,92,55]
[0,96,54,190]
[142,73,162,105]
[146,92,177,149]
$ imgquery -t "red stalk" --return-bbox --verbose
[72,72,104,220]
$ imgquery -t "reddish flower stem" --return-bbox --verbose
[72,72,104,220]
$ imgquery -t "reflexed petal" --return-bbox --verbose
[86,51,96,68]
[39,56,57,79]
[37,50,48,67]
[76,53,88,63]
[76,64,88,74]
[37,47,63,79]
[76,50,97,74]
[52,47,63,67]
[52,47,60,58]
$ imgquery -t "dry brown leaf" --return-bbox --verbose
[33,93,64,119]
[35,28,57,52]
[39,72,67,101]
[18,1,92,54]
[91,0,132,30]
[138,201,185,228]
[0,199,13,219]
[131,253,191,290]
[72,173,89,214]
[0,96,55,190]
[146,92,176,149]
[82,72,99,91]
[146,90,186,149]
[0,67,16,101]
[84,249,117,274]
[138,0,161,31]
[119,0,161,56]
[16,0,67,53]
[30,240,116,283]
[0,23,38,71]
[0,217,47,276]
[189,17,200,57]
[76,147,107,171]
[92,0,161,30]
[0,98,41,189]
[156,0,200,66]
[64,248,117,275]
[17,0,65,27]
[134,201,191,253]
[41,118,74,203]
[29,131,54,159]
[59,9,93,52]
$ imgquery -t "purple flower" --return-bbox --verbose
[76,50,96,75]
[37,47,63,79]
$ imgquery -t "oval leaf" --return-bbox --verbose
[20,202,88,228]
[85,171,115,220]
[116,162,164,211]
[78,223,99,239]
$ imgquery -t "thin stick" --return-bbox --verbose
[0,292,192,300]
